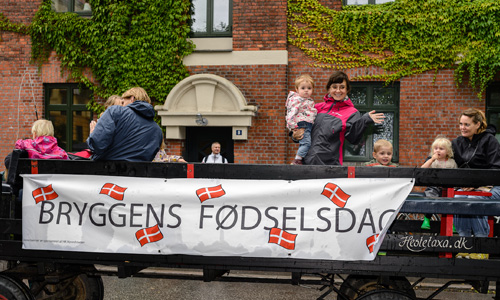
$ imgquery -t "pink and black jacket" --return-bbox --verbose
[303,94,373,166]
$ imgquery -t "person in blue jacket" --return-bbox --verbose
[87,87,163,161]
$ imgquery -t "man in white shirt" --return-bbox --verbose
[202,142,228,163]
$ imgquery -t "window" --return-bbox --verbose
[343,0,394,5]
[344,82,400,163]
[45,84,93,152]
[52,0,92,17]
[486,82,500,143]
[191,0,232,37]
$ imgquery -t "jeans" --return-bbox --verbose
[454,186,500,237]
[296,121,313,158]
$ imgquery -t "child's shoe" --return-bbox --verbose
[421,216,431,230]
[469,253,489,260]
[456,253,470,259]
[291,159,303,165]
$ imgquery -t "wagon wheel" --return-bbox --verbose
[0,274,35,300]
[30,274,104,300]
[356,289,415,300]
[338,275,415,300]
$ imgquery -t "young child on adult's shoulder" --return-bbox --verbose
[420,136,457,229]
[286,74,317,165]
[15,119,68,160]
[364,139,398,167]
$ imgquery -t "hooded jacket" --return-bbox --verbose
[15,136,68,160]
[304,95,373,165]
[87,101,162,161]
[452,125,500,169]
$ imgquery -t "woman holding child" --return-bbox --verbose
[296,71,385,165]
[452,108,500,238]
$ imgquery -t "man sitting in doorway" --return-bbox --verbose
[202,142,228,164]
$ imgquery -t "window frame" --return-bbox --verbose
[52,0,92,17]
[44,83,93,152]
[344,81,400,163]
[191,0,233,38]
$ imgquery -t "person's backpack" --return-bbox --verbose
[202,155,227,163]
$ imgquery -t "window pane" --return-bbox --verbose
[345,0,369,4]
[50,111,67,150]
[213,0,230,32]
[490,89,500,106]
[349,87,367,106]
[74,0,91,12]
[489,112,500,143]
[73,111,91,151]
[73,88,92,105]
[49,89,67,105]
[374,87,395,105]
[52,0,69,12]
[192,0,208,33]
[373,112,394,144]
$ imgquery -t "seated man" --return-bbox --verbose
[87,87,162,161]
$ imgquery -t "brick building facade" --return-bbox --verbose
[1,0,498,171]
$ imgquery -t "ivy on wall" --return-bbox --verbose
[288,0,500,96]
[1,0,194,114]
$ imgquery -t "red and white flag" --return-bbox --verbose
[366,234,380,253]
[32,184,59,204]
[268,227,297,250]
[321,182,351,208]
[195,184,226,203]
[99,183,127,201]
[135,224,164,247]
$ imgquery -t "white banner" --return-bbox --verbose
[22,174,414,261]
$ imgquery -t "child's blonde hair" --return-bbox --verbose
[373,139,393,153]
[430,136,454,158]
[104,95,122,108]
[32,119,55,137]
[295,74,314,89]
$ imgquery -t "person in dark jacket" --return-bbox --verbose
[87,87,162,161]
[452,108,500,241]
[299,71,385,165]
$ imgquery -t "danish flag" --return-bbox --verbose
[268,227,297,250]
[135,224,164,247]
[195,184,226,203]
[366,234,380,253]
[321,182,351,208]
[32,184,59,204]
[99,183,127,201]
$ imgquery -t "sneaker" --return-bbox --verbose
[421,217,431,230]
[456,253,470,259]
[469,253,489,260]
[291,159,303,165]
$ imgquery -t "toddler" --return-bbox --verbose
[420,136,457,229]
[286,74,317,165]
[15,119,68,160]
[364,139,398,167]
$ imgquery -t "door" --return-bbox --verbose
[185,127,234,163]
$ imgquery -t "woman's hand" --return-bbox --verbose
[369,110,385,124]
[292,128,305,141]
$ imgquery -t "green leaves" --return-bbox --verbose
[288,0,500,97]
[24,0,194,112]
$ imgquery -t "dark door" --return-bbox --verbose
[185,127,234,163]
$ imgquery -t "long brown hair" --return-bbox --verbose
[461,108,487,134]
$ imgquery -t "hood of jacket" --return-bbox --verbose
[127,101,155,119]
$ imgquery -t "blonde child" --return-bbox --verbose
[420,136,457,229]
[286,74,317,165]
[14,119,68,160]
[364,139,398,167]
[153,139,186,163]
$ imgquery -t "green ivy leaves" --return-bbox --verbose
[288,0,500,97]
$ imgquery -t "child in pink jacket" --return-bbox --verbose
[15,119,68,160]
